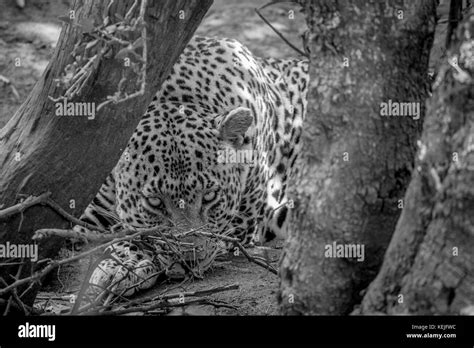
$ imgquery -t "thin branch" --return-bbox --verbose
[50,0,148,110]
[33,229,88,242]
[0,192,51,221]
[92,283,239,316]
[0,226,165,297]
[187,231,278,275]
[0,191,109,234]
[255,2,308,57]
[1,265,31,315]
[42,195,108,233]
[0,74,21,100]
[234,242,278,275]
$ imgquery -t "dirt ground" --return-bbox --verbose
[0,0,307,315]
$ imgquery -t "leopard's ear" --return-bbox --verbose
[218,107,254,148]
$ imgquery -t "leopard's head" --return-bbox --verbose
[114,102,256,234]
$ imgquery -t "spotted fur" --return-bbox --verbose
[75,36,309,296]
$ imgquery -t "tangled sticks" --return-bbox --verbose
[49,0,148,111]
[0,191,277,315]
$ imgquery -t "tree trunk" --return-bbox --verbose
[0,0,212,312]
[359,9,474,315]
[279,0,437,315]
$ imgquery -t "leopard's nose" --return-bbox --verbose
[169,206,204,229]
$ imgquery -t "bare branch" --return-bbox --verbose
[0,192,51,221]
[255,2,308,57]
[92,283,239,315]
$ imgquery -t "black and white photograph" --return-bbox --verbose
[0,0,473,345]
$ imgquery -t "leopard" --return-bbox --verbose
[73,36,309,297]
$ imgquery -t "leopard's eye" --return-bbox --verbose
[146,196,163,208]
[202,190,217,204]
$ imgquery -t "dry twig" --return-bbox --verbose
[0,74,21,100]
[255,1,308,57]
[49,0,149,111]
[91,283,239,315]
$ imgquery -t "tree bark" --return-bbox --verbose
[0,0,212,312]
[359,9,474,315]
[279,0,437,315]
